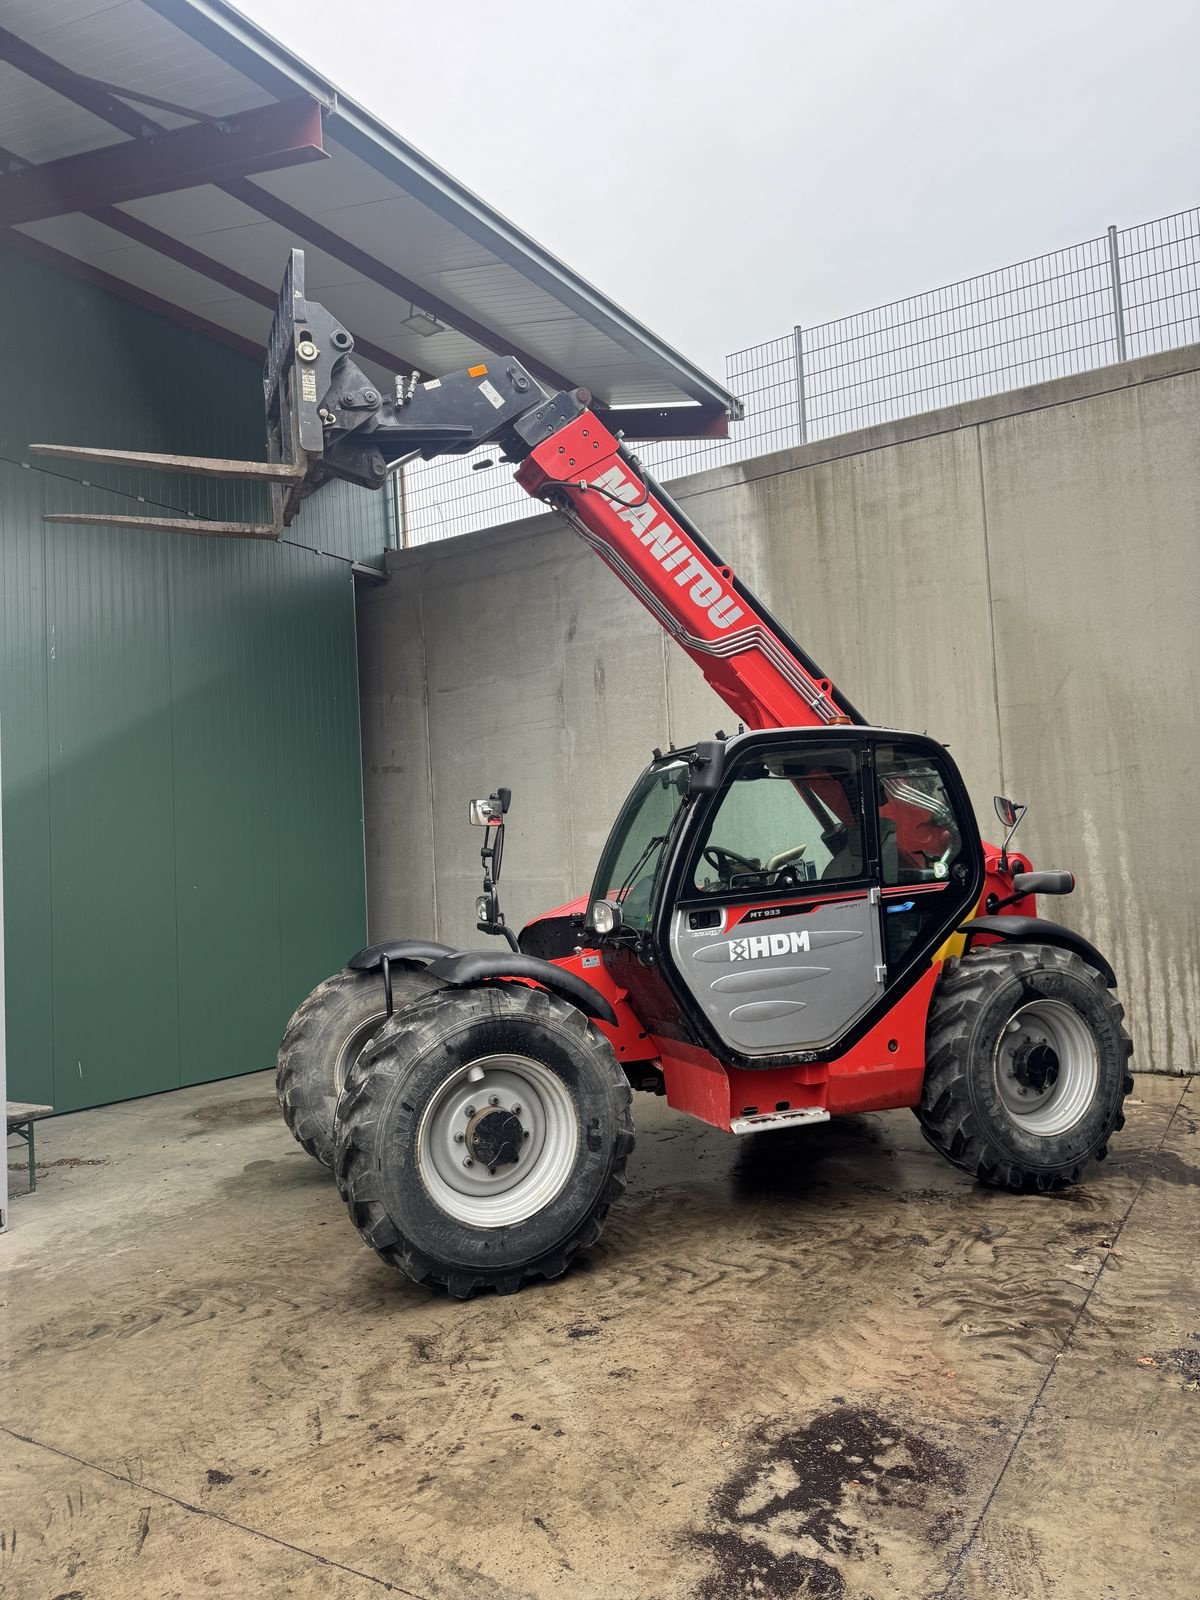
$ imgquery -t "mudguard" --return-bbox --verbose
[348,938,456,971]
[425,950,619,1026]
[959,916,1116,986]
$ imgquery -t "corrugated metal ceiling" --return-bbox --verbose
[0,0,740,431]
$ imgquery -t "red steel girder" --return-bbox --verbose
[0,98,326,227]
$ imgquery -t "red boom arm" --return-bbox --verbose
[516,413,863,733]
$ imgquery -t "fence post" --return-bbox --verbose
[792,325,808,445]
[392,463,410,549]
[1106,224,1128,363]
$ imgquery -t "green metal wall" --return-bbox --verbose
[0,246,386,1111]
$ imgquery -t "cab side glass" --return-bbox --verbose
[688,745,865,897]
[876,745,965,886]
[876,742,971,972]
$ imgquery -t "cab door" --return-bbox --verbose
[667,740,886,1056]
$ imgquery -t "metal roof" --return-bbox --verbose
[0,0,741,438]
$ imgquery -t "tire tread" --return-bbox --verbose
[333,983,634,1298]
[917,943,1133,1192]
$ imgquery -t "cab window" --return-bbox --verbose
[875,744,963,885]
[589,758,690,930]
[876,742,969,972]
[688,745,865,897]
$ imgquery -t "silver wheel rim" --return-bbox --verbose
[994,999,1099,1136]
[334,1010,387,1095]
[416,1053,579,1228]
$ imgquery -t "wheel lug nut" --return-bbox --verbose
[454,1132,465,1143]
[488,1096,500,1107]
[512,1105,521,1115]
[522,1129,530,1140]
[488,1166,497,1176]
[463,1157,474,1168]
[464,1105,476,1117]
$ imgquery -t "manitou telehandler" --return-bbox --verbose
[37,252,1132,1297]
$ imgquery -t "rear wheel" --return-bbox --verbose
[334,983,634,1297]
[277,964,440,1167]
[917,944,1133,1191]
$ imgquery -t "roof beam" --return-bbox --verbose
[149,0,740,421]
[0,99,326,228]
[0,225,262,363]
[594,405,729,442]
[83,202,429,381]
[0,17,611,403]
[221,174,578,395]
[0,24,156,139]
[0,131,424,381]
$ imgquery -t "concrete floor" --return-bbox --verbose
[1,1071,1197,1600]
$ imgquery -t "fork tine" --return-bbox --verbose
[29,443,301,482]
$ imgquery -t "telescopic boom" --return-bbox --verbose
[33,249,863,733]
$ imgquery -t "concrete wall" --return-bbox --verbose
[358,346,1200,1073]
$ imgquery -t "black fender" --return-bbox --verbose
[959,916,1117,987]
[348,938,456,972]
[425,950,618,1026]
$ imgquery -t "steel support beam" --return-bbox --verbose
[0,19,568,391]
[0,24,157,139]
[0,98,326,227]
[0,225,262,362]
[0,15,730,426]
[595,405,729,442]
[220,175,579,395]
[81,203,428,381]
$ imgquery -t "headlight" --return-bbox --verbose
[476,894,492,922]
[591,900,617,935]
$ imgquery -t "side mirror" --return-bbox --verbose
[470,795,503,827]
[470,786,517,950]
[993,794,1028,871]
[590,899,624,937]
[687,739,726,795]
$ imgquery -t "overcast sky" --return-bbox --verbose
[243,0,1200,377]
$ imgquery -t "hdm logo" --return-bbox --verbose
[591,465,745,631]
[729,930,812,961]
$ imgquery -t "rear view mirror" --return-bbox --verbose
[469,787,511,826]
[994,794,1028,871]
[687,740,726,794]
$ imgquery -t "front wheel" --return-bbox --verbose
[917,944,1133,1191]
[276,964,441,1167]
[333,983,634,1297]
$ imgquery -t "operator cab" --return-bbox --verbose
[588,727,982,1065]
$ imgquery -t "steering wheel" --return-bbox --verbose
[703,845,759,882]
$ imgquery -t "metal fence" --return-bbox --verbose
[399,205,1200,545]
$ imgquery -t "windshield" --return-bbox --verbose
[588,759,690,931]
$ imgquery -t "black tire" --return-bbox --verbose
[333,982,635,1297]
[277,964,441,1167]
[917,943,1133,1191]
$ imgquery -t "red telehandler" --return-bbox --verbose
[36,253,1133,1297]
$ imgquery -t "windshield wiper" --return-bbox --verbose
[615,833,666,902]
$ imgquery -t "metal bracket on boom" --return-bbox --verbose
[30,249,559,539]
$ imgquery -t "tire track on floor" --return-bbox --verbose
[932,1073,1194,1599]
